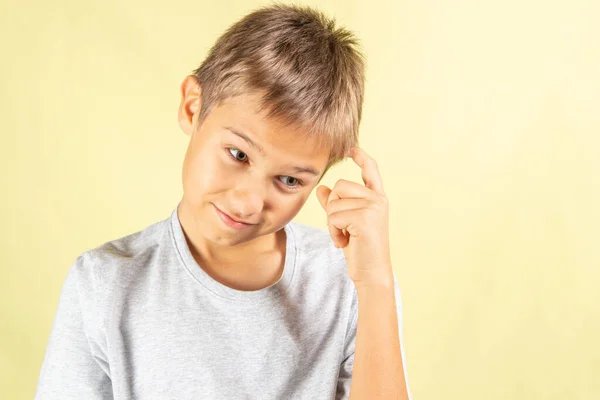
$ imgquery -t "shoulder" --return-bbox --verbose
[69,214,171,298]
[87,215,169,265]
[287,220,351,282]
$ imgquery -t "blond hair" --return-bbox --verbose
[192,4,365,170]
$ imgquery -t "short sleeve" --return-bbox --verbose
[336,272,412,400]
[35,255,113,399]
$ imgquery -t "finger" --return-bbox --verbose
[317,186,346,247]
[324,187,346,247]
[330,179,375,200]
[316,185,331,211]
[329,219,347,248]
[350,147,385,195]
[323,198,370,216]
[327,209,358,247]
[325,182,372,247]
[325,198,369,246]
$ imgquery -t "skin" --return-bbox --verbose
[176,75,330,291]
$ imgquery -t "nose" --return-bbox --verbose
[228,180,266,221]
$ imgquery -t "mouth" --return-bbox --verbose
[212,204,256,230]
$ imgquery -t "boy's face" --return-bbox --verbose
[178,76,330,248]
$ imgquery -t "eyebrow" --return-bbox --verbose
[225,126,265,155]
[225,126,321,177]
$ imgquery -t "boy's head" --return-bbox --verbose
[177,4,365,247]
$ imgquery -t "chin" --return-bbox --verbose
[205,222,260,246]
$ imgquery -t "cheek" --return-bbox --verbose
[289,195,307,213]
[182,149,232,203]
[270,194,308,223]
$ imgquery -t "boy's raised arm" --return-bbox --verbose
[336,274,412,400]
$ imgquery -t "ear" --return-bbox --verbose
[178,75,202,136]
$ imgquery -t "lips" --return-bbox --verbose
[221,209,252,225]
[213,204,255,230]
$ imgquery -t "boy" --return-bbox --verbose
[35,4,411,399]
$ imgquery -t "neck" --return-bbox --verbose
[176,201,287,291]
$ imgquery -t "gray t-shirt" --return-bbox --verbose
[35,206,412,399]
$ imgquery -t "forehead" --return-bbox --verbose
[212,93,330,167]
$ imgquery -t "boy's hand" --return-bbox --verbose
[316,147,394,289]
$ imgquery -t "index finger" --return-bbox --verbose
[349,147,385,194]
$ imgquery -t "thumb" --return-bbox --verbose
[315,185,331,211]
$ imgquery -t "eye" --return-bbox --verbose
[228,148,248,162]
[278,176,303,191]
[227,148,303,192]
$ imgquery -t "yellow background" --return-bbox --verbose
[1,0,598,398]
